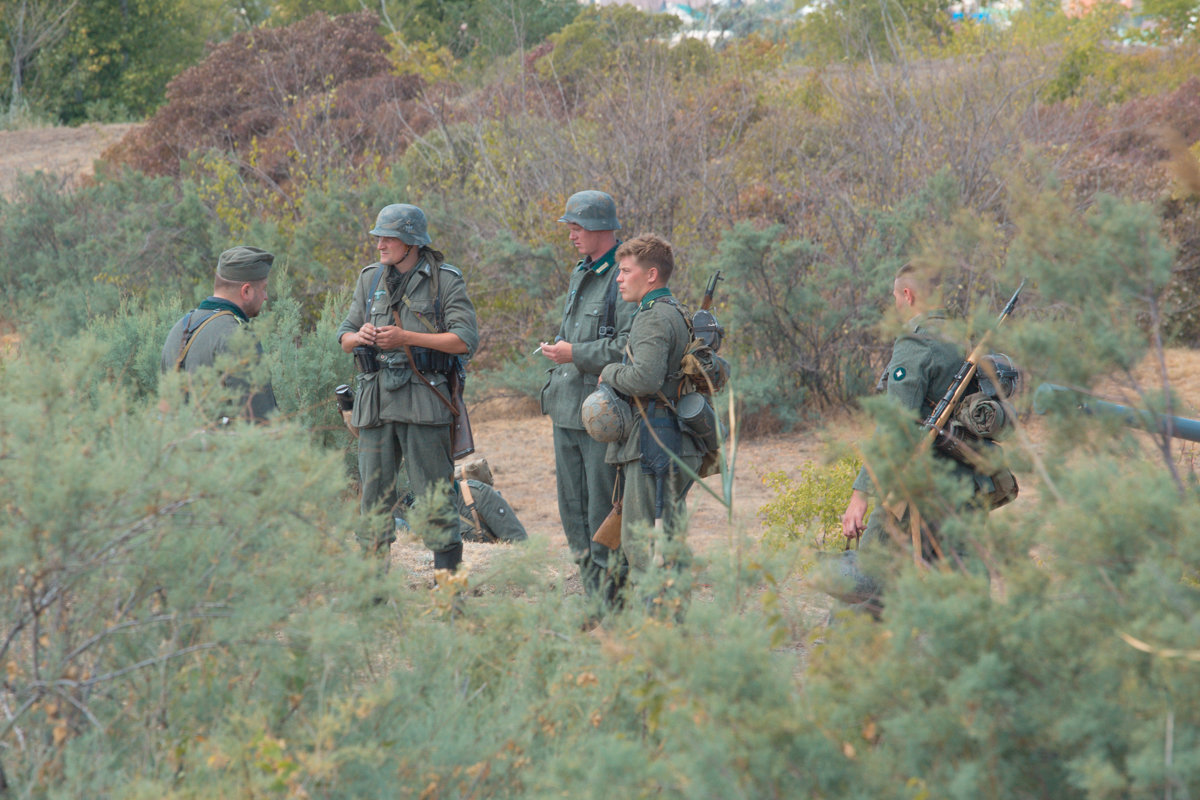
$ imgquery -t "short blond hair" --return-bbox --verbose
[616,234,675,283]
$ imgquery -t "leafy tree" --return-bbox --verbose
[28,0,237,122]
[795,0,955,62]
[0,0,77,116]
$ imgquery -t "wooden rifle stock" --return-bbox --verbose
[922,280,1025,447]
[700,271,722,311]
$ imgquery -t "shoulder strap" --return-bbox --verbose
[175,309,236,371]
[399,259,451,335]
[364,265,386,320]
[599,271,620,339]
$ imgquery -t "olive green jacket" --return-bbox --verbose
[160,297,277,422]
[600,289,703,465]
[337,258,479,426]
[853,309,964,493]
[541,246,636,429]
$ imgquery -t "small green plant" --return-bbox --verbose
[759,455,864,550]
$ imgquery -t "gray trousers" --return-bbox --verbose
[618,454,700,583]
[553,425,621,593]
[358,421,461,554]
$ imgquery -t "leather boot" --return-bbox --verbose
[433,542,463,572]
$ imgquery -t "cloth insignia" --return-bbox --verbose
[892,366,906,382]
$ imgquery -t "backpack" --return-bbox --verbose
[453,458,528,543]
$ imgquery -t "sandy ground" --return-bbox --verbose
[0,123,138,197]
[8,123,1200,612]
[391,407,849,593]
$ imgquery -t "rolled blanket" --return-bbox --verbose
[956,394,1006,439]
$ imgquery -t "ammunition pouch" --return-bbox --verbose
[409,345,454,375]
[353,345,380,374]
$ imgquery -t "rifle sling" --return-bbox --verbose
[392,308,459,417]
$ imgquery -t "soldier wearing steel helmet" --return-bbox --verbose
[337,204,479,573]
[538,190,636,613]
[160,245,277,423]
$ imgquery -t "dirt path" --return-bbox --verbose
[0,123,137,197]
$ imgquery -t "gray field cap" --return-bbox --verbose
[558,190,620,231]
[217,245,274,282]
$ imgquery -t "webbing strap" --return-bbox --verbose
[459,480,497,542]
[175,309,236,370]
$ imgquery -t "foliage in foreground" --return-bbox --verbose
[3,186,1200,798]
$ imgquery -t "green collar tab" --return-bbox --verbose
[198,296,248,323]
[577,242,620,275]
[639,287,672,311]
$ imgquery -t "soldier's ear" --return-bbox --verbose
[647,266,659,286]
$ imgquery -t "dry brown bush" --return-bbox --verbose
[102,12,435,183]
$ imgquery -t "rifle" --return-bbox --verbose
[692,271,725,352]
[886,280,1024,564]
[922,279,1025,457]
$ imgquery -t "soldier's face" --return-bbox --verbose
[566,223,608,260]
[377,236,409,266]
[617,256,655,302]
[243,280,268,318]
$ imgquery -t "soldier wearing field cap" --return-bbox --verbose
[161,245,277,422]
[539,190,635,613]
[338,204,479,572]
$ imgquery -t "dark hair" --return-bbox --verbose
[616,234,674,283]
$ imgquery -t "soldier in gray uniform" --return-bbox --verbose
[337,204,479,572]
[837,263,985,615]
[539,191,635,609]
[600,235,703,615]
[160,245,277,423]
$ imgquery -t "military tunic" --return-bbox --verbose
[848,310,981,601]
[337,257,479,554]
[540,245,636,598]
[600,288,702,588]
[160,297,277,422]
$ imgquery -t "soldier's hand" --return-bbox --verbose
[540,340,573,364]
[373,325,412,350]
[357,323,379,346]
[841,490,868,540]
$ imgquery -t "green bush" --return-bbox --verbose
[760,455,863,551]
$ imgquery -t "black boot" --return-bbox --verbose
[433,542,463,572]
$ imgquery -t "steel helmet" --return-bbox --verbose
[558,190,621,232]
[370,203,432,246]
[581,383,633,443]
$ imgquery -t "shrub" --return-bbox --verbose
[760,455,863,551]
[102,12,430,180]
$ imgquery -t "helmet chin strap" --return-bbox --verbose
[389,242,417,271]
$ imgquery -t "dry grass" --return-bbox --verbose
[0,123,138,198]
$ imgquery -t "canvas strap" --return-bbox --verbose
[175,309,236,370]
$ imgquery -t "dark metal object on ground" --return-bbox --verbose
[1033,383,1200,443]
